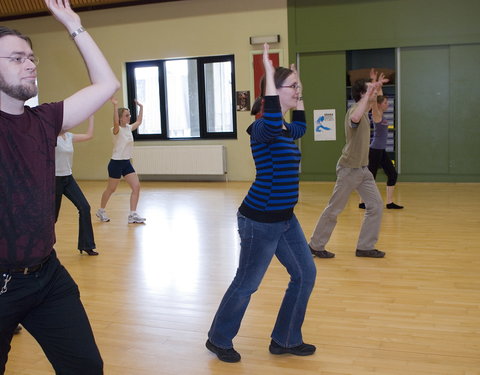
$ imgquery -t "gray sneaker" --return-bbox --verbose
[96,209,110,222]
[128,212,146,224]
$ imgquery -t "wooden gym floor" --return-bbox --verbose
[6,181,480,375]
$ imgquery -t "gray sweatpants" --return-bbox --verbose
[309,166,383,252]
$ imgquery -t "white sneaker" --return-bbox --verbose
[96,209,110,222]
[128,212,146,224]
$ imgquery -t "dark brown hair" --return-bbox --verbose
[251,67,294,115]
[351,78,370,103]
[0,26,33,48]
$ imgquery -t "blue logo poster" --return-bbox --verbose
[313,109,336,141]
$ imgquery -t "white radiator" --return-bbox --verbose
[133,145,226,175]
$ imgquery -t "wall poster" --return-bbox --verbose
[313,109,336,141]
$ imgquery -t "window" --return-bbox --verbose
[126,55,236,140]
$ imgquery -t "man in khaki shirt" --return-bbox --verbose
[309,77,387,258]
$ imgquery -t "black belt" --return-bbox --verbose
[0,254,52,275]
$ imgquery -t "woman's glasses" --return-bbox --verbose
[280,83,300,90]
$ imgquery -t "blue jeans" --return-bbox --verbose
[208,213,316,349]
[55,175,96,251]
[0,251,103,374]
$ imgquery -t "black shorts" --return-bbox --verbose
[107,159,135,179]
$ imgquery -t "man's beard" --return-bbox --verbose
[0,73,38,101]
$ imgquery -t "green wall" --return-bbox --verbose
[450,44,480,177]
[300,51,346,180]
[400,46,450,177]
[288,0,480,52]
[399,44,480,181]
[289,0,480,182]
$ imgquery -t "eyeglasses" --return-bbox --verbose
[0,55,40,66]
[280,83,300,90]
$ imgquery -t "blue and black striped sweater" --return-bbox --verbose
[239,96,307,223]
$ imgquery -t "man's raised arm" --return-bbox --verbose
[44,0,120,130]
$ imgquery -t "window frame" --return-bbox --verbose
[125,54,237,141]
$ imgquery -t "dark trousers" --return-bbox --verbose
[0,251,103,374]
[368,148,398,186]
[55,175,96,251]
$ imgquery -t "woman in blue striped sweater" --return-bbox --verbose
[206,43,317,363]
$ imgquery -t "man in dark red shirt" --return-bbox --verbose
[0,1,119,373]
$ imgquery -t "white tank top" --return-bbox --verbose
[111,124,134,160]
[55,132,74,176]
